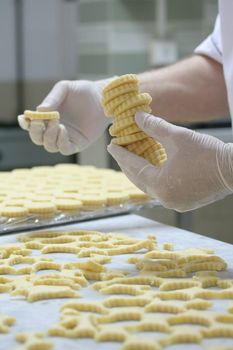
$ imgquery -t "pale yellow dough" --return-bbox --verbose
[0,227,232,349]
[24,110,60,121]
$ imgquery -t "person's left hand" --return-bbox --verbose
[17,79,113,155]
[108,112,233,212]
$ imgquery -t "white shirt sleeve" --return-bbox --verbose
[194,16,223,64]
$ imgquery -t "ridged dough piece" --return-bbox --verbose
[15,332,53,350]
[32,274,80,290]
[0,313,16,333]
[0,206,28,217]
[0,284,12,293]
[18,230,64,241]
[163,242,174,251]
[109,116,135,135]
[32,261,62,273]
[153,269,186,278]
[105,239,156,255]
[0,276,13,293]
[0,243,30,258]
[215,314,233,323]
[100,284,150,296]
[184,261,227,273]
[121,336,161,350]
[78,249,107,258]
[102,82,138,105]
[185,299,213,310]
[113,124,142,137]
[96,275,161,290]
[159,279,199,291]
[143,150,167,166]
[112,131,148,146]
[103,74,139,94]
[103,296,151,308]
[95,325,129,342]
[136,260,167,272]
[202,325,233,338]
[144,250,178,259]
[145,300,186,314]
[48,314,96,338]
[71,260,106,273]
[106,192,130,205]
[126,138,155,156]
[54,199,82,210]
[61,269,88,287]
[113,93,152,117]
[167,310,212,326]
[24,110,59,120]
[115,104,151,120]
[128,314,170,333]
[60,301,108,314]
[228,302,233,313]
[40,235,76,244]
[97,307,143,323]
[82,271,105,281]
[195,288,233,299]
[41,244,80,254]
[104,92,137,115]
[26,201,56,214]
[194,276,219,288]
[12,284,80,302]
[0,265,17,274]
[156,289,193,301]
[160,328,203,346]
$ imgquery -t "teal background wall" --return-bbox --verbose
[77,0,218,79]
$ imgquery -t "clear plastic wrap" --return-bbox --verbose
[0,199,159,234]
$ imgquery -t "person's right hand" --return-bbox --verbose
[18,79,112,155]
[108,112,233,212]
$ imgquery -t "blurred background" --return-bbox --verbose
[0,0,232,243]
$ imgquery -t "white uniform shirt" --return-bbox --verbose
[195,0,233,126]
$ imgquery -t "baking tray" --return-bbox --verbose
[0,199,159,235]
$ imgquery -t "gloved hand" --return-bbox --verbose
[18,79,112,155]
[108,112,233,212]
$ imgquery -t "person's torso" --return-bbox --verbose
[219,0,233,122]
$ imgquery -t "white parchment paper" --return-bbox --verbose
[0,214,233,350]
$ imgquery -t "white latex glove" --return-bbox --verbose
[108,112,233,212]
[18,79,112,155]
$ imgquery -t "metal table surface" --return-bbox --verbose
[1,214,233,350]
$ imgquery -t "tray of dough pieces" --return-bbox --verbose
[0,164,159,234]
[1,215,233,349]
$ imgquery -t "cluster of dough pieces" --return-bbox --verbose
[0,229,233,349]
[102,74,167,166]
[0,164,149,220]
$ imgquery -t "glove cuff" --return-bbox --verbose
[216,142,233,194]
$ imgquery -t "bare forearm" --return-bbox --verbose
[138,55,229,123]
